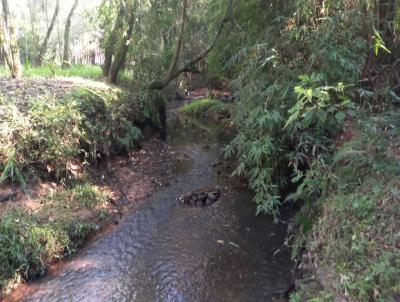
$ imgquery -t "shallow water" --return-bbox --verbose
[8,100,292,302]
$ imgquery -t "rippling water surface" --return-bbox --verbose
[7,101,292,302]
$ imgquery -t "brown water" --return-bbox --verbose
[9,101,292,302]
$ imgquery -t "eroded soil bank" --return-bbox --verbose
[3,99,293,302]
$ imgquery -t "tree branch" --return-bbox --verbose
[149,0,233,90]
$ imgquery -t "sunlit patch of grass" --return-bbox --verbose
[47,183,108,209]
[0,64,102,80]
[179,98,232,119]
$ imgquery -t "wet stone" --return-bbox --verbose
[207,193,217,202]
[205,198,215,206]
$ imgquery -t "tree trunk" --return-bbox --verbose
[166,0,188,82]
[0,27,13,71]
[1,0,22,78]
[107,0,138,84]
[62,0,79,68]
[103,0,126,77]
[37,0,59,65]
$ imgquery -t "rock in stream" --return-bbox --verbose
[178,186,221,207]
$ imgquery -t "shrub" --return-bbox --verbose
[224,0,367,217]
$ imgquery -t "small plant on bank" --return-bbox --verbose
[179,98,232,119]
[0,151,26,188]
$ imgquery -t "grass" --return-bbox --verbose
[291,110,400,302]
[0,64,134,85]
[46,183,108,209]
[179,98,232,119]
[0,64,103,80]
[0,182,107,296]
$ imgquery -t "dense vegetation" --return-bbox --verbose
[1,0,399,300]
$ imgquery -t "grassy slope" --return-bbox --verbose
[291,111,400,302]
[0,73,151,297]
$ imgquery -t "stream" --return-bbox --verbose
[7,100,292,302]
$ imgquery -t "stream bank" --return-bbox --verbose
[288,112,400,302]
[3,98,294,302]
[0,78,164,297]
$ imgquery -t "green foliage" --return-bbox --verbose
[41,52,57,78]
[223,0,368,217]
[24,99,83,178]
[73,87,143,161]
[0,151,26,188]
[97,0,233,85]
[373,27,392,56]
[295,111,400,301]
[286,74,355,132]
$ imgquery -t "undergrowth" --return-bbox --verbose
[221,1,368,218]
[290,110,400,301]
